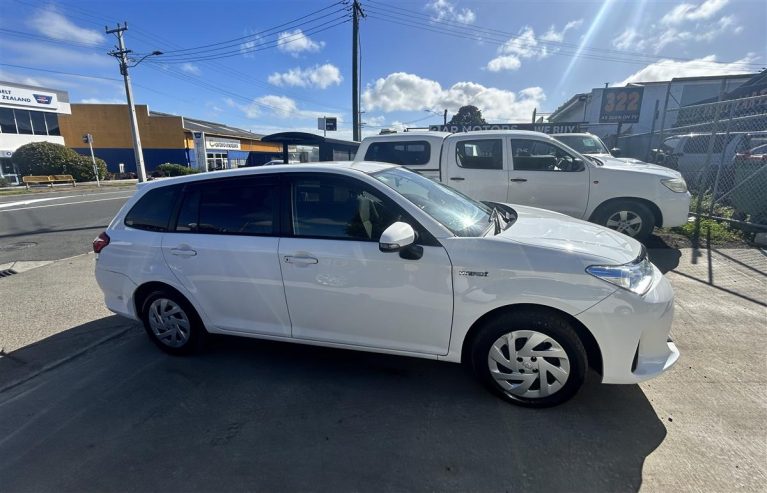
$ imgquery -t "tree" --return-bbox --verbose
[12,141,107,182]
[448,105,487,126]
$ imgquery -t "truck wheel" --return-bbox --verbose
[594,200,655,241]
[469,310,587,408]
[140,290,207,355]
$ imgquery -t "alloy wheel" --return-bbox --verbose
[606,210,643,237]
[147,298,191,348]
[487,330,571,399]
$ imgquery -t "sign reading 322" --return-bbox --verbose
[599,87,644,123]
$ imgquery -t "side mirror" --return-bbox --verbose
[611,147,622,157]
[379,222,415,252]
[572,157,586,171]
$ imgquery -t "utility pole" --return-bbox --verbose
[443,109,447,125]
[107,23,147,183]
[352,0,365,142]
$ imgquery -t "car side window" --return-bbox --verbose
[511,139,582,172]
[124,185,180,232]
[290,175,401,241]
[364,141,431,165]
[455,139,503,169]
[174,177,278,236]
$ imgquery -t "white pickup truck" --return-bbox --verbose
[355,130,691,240]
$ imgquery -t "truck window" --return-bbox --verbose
[511,139,581,172]
[364,141,431,165]
[455,139,503,170]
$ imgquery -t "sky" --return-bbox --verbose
[0,0,765,140]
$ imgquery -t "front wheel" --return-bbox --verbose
[470,310,588,408]
[593,200,655,241]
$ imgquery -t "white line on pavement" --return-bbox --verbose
[0,190,135,209]
[0,196,132,213]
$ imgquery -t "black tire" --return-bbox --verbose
[593,200,655,241]
[469,310,587,408]
[140,289,207,355]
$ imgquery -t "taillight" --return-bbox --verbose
[93,232,110,253]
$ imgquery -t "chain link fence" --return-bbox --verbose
[645,94,767,235]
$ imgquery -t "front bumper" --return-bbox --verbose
[659,190,691,227]
[576,266,679,384]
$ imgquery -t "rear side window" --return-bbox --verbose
[455,139,503,169]
[364,141,431,165]
[683,135,726,153]
[124,186,180,232]
[175,177,278,236]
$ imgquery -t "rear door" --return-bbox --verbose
[278,172,453,355]
[508,138,590,218]
[161,175,291,337]
[444,137,509,202]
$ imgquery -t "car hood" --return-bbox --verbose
[589,155,682,178]
[495,205,642,264]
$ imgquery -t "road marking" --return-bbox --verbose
[0,196,132,213]
[0,190,134,209]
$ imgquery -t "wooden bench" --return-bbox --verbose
[22,175,76,190]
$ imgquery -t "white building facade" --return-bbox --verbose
[0,81,71,184]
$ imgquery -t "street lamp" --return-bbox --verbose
[107,23,163,183]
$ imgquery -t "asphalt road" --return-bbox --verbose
[0,187,134,264]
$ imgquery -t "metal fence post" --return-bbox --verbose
[709,101,737,215]
[691,101,724,249]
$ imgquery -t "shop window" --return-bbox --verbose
[0,108,15,133]
[30,111,47,135]
[44,113,60,136]
[14,110,33,135]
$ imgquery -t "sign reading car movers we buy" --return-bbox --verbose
[428,123,582,133]
[0,84,58,110]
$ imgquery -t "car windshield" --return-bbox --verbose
[555,135,610,154]
[372,167,491,237]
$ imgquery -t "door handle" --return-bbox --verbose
[284,255,318,265]
[510,178,528,183]
[170,247,197,257]
[449,177,465,181]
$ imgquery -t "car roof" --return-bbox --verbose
[138,161,398,191]
[550,133,596,137]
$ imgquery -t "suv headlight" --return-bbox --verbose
[661,177,688,193]
[586,251,655,295]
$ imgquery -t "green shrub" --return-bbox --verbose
[672,218,745,244]
[11,142,107,182]
[0,177,10,187]
[156,163,198,176]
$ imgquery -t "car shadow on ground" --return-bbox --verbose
[645,234,682,273]
[1,320,666,493]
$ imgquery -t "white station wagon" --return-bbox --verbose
[94,162,679,407]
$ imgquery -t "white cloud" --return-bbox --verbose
[79,98,124,104]
[618,53,758,85]
[27,6,104,46]
[180,63,201,75]
[661,0,729,25]
[614,0,740,52]
[2,40,111,67]
[231,94,340,122]
[486,21,582,72]
[426,0,476,24]
[277,29,325,56]
[267,64,342,89]
[362,72,546,121]
[239,30,263,58]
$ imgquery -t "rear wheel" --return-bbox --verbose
[470,310,587,408]
[140,290,206,355]
[594,200,655,241]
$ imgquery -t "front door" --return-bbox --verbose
[279,173,454,355]
[161,175,291,337]
[445,137,509,202]
[508,139,590,218]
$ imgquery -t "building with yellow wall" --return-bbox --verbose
[59,104,282,173]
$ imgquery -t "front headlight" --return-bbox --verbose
[661,177,688,193]
[586,254,655,295]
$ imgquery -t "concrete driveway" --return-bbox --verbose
[0,247,764,492]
